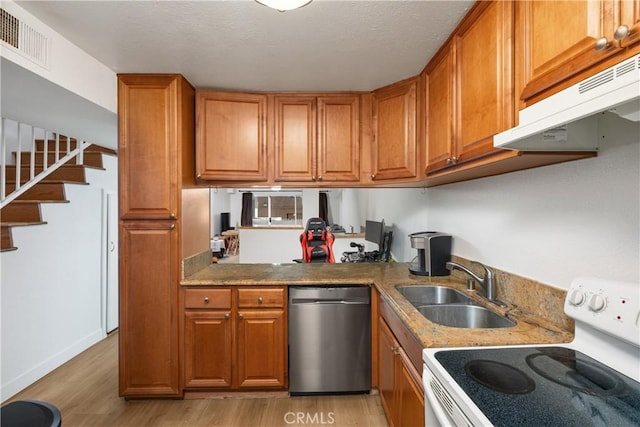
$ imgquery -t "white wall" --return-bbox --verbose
[423,113,639,289]
[1,155,117,400]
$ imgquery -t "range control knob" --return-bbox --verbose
[588,294,607,313]
[568,289,586,306]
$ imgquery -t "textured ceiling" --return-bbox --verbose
[17,0,474,92]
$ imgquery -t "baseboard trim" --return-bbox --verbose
[0,328,105,402]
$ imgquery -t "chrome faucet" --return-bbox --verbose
[446,261,498,303]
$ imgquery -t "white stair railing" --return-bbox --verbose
[0,118,90,209]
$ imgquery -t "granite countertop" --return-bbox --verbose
[181,262,574,349]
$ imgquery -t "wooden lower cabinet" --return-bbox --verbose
[119,221,180,397]
[397,350,426,427]
[237,309,286,388]
[378,317,425,427]
[184,311,232,388]
[183,286,287,390]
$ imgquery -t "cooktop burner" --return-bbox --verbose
[525,348,629,398]
[465,360,535,395]
[435,346,640,427]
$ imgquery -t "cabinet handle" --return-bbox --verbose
[371,174,376,180]
[446,158,452,165]
[169,224,176,230]
[238,313,244,320]
[203,297,210,304]
[258,297,264,304]
[169,212,176,220]
[614,25,630,41]
[317,175,323,181]
[451,156,458,164]
[312,176,317,181]
[224,313,230,320]
[594,36,609,51]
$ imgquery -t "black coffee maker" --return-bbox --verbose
[408,232,452,276]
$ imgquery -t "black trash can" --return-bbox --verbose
[1,400,61,427]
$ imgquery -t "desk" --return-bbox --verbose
[221,230,239,255]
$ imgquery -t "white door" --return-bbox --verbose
[106,191,119,332]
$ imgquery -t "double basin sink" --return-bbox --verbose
[396,285,515,329]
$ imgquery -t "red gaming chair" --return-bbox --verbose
[299,218,335,263]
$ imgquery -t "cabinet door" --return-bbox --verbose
[397,350,425,427]
[119,221,180,397]
[454,1,514,162]
[519,0,617,101]
[619,0,640,47]
[118,75,178,220]
[378,319,399,426]
[371,78,418,181]
[236,309,286,389]
[274,96,316,182]
[196,91,268,181]
[184,311,232,388]
[317,96,360,182]
[425,44,454,174]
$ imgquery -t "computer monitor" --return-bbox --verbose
[365,220,385,250]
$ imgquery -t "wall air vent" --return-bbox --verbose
[0,8,50,69]
[1,8,19,48]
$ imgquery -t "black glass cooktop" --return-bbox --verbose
[435,347,640,427]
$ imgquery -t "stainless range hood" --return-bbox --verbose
[494,53,640,151]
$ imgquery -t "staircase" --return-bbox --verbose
[1,138,116,251]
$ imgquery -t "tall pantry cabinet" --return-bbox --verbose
[118,74,198,397]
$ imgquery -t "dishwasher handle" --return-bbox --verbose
[291,298,369,305]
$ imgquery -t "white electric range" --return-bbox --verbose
[422,277,640,426]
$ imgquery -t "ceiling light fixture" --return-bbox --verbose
[255,0,312,12]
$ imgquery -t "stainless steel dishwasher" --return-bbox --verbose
[288,286,371,395]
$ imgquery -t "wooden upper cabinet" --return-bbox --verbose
[426,1,514,175]
[619,0,640,48]
[371,78,418,181]
[317,96,360,182]
[454,0,513,161]
[425,43,454,173]
[118,75,181,220]
[196,91,268,181]
[274,96,316,182]
[517,0,638,102]
[274,94,360,183]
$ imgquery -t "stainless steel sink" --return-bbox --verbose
[395,285,474,306]
[417,304,515,329]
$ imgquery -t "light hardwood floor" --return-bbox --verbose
[5,332,388,426]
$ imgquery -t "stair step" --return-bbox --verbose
[85,144,117,156]
[1,225,15,251]
[4,165,87,183]
[35,140,117,156]
[1,221,48,251]
[35,138,78,151]
[9,182,68,201]
[0,202,43,223]
[14,151,104,168]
